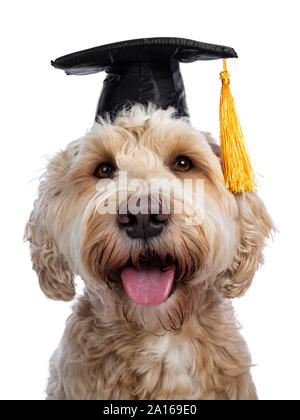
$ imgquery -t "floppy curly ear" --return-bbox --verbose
[203,131,275,298]
[215,191,274,298]
[24,142,80,301]
[24,200,75,301]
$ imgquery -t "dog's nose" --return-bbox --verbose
[117,210,168,239]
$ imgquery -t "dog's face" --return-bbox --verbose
[25,106,273,333]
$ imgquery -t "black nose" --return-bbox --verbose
[117,210,169,239]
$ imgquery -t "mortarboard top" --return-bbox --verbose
[51,37,237,121]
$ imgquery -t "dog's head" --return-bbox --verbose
[25,106,274,333]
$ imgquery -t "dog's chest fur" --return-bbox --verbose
[143,334,202,399]
[47,293,257,400]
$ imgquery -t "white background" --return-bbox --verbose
[0,0,299,400]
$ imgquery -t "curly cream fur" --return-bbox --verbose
[25,105,274,400]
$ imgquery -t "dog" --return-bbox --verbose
[25,105,274,400]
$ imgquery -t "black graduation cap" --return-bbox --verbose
[51,37,237,121]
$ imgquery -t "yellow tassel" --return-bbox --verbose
[219,59,256,193]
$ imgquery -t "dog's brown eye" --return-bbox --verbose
[172,156,193,172]
[94,162,115,178]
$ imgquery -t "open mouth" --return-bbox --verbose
[108,257,177,306]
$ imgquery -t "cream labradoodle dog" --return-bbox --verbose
[25,105,273,400]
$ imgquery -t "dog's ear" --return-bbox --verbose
[202,131,222,161]
[203,132,275,298]
[24,207,75,301]
[215,190,274,298]
[24,144,79,301]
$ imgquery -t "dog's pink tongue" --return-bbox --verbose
[121,265,175,306]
